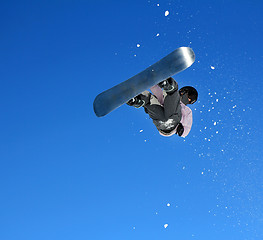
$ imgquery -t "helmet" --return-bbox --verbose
[179,86,198,105]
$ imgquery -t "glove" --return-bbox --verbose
[176,123,184,137]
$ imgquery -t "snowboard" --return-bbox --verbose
[93,47,195,117]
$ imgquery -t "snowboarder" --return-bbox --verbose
[93,47,195,117]
[127,77,198,137]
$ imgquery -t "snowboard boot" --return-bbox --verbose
[158,77,178,94]
[126,97,145,108]
[126,91,151,108]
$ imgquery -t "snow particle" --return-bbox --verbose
[211,66,215,70]
[157,3,160,7]
[137,44,141,48]
[139,129,143,133]
[164,224,169,228]
[165,10,169,17]
[167,203,171,207]
[156,33,160,37]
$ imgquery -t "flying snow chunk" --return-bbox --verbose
[165,11,169,17]
[214,122,217,126]
[164,224,168,228]
[139,129,143,133]
[137,44,141,48]
[167,203,171,207]
[156,33,160,37]
[211,66,215,70]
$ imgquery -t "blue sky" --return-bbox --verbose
[0,1,263,240]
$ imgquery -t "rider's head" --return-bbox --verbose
[179,86,198,105]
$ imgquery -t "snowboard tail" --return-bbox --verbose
[93,47,195,117]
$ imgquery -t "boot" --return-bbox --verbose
[158,77,178,94]
[126,96,145,108]
[126,91,151,108]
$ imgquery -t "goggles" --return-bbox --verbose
[189,97,196,104]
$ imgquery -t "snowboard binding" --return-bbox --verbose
[158,77,178,94]
[126,97,145,108]
[127,91,151,108]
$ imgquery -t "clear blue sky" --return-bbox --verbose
[0,1,263,240]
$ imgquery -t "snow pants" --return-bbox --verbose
[143,89,182,133]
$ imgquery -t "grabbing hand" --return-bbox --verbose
[176,123,184,137]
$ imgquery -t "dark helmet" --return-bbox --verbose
[179,86,198,105]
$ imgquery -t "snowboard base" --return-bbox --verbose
[93,47,195,117]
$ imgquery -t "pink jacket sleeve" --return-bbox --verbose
[180,104,193,138]
[150,85,164,105]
